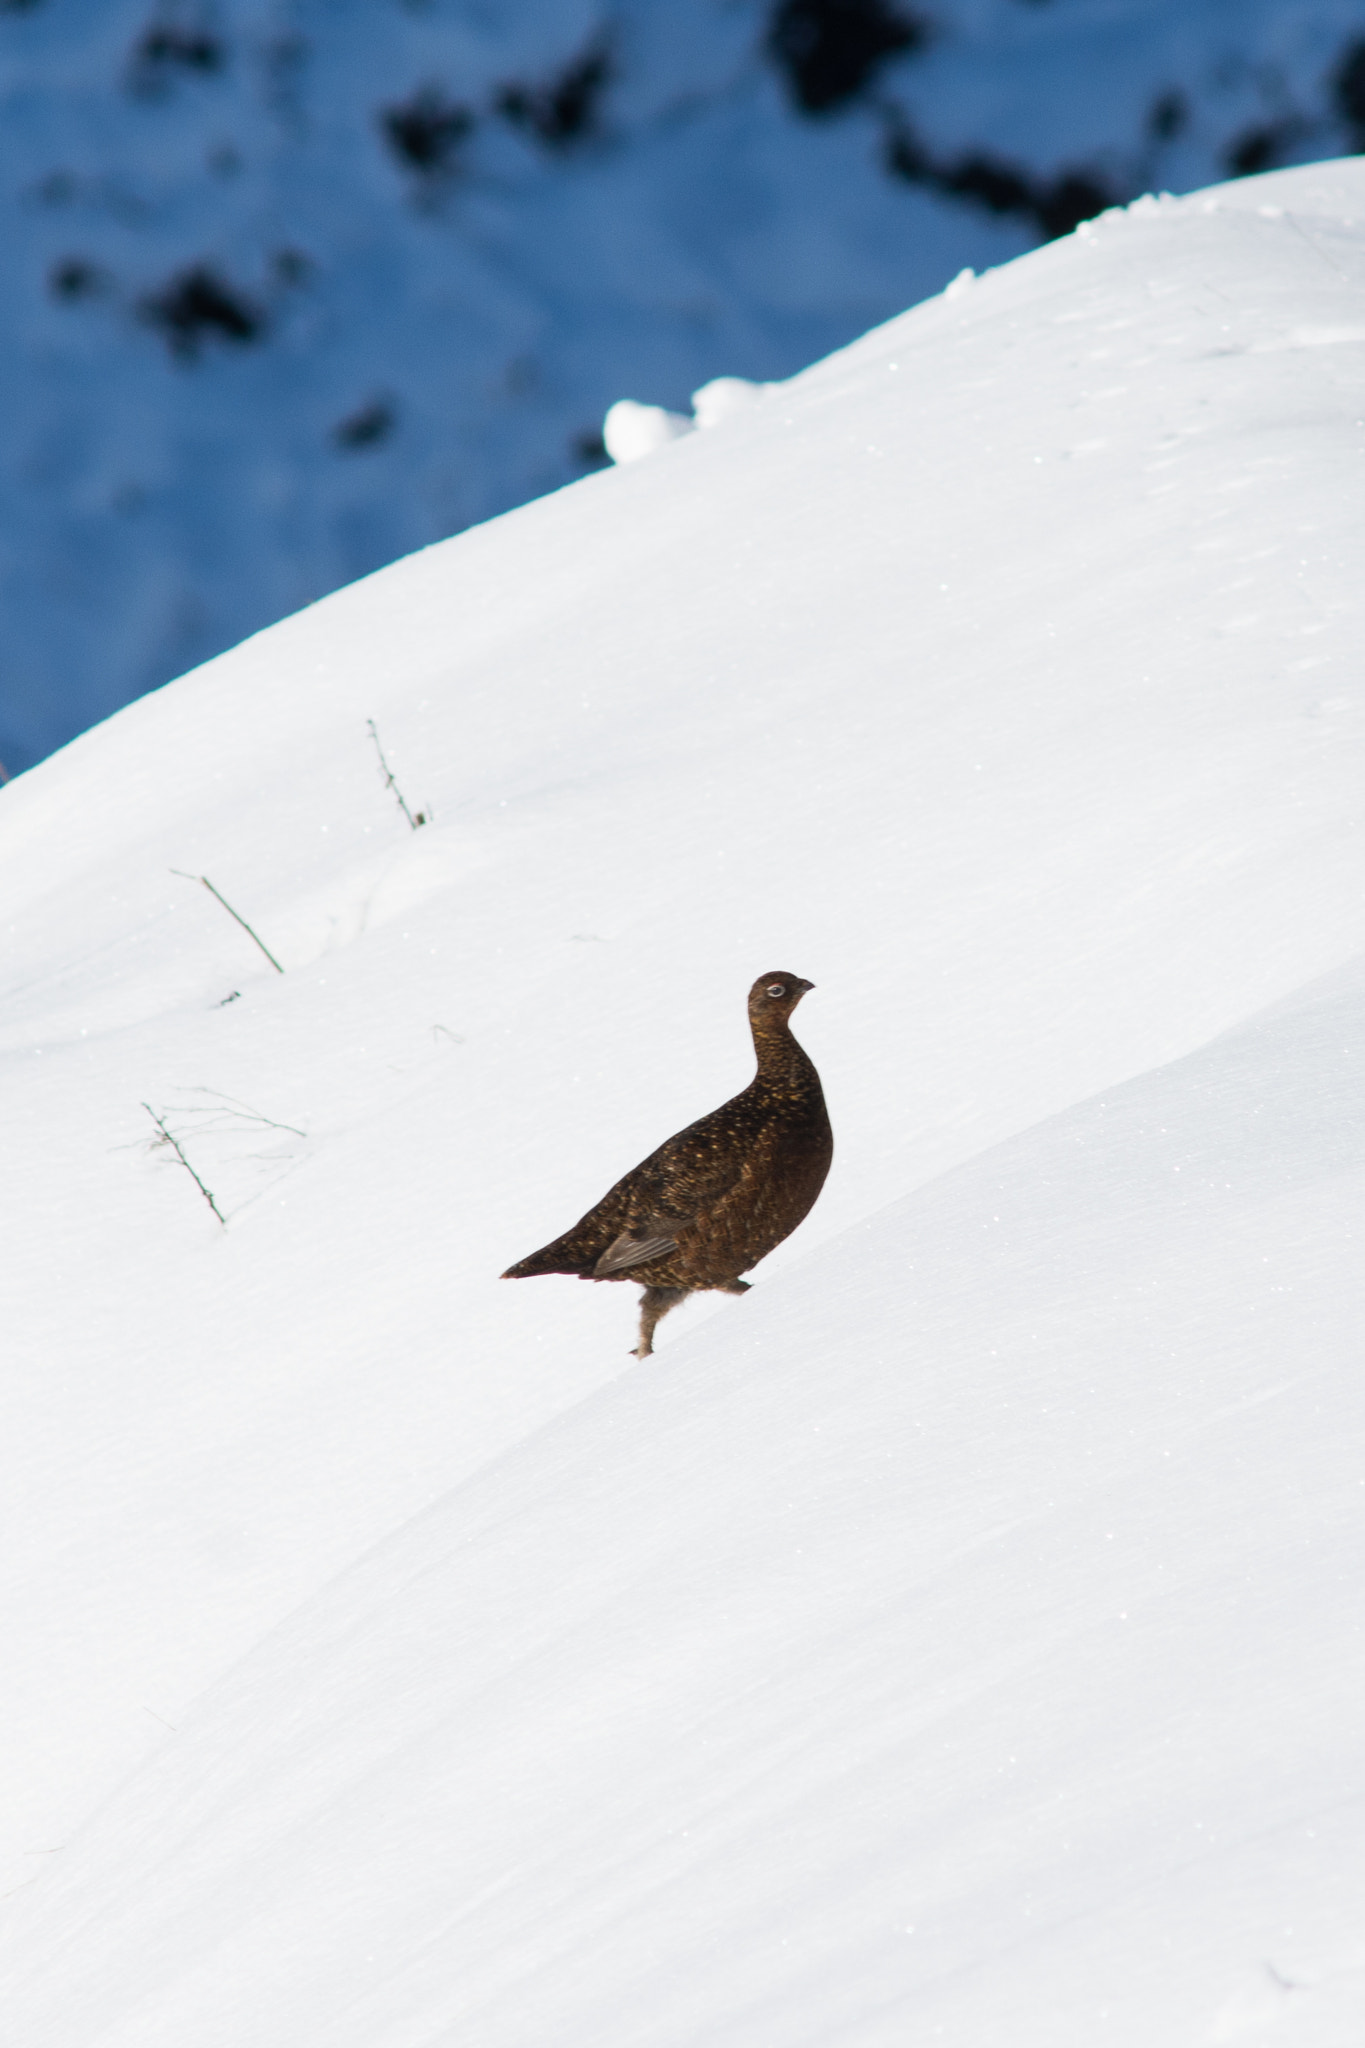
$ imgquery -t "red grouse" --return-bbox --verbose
[502,972,833,1355]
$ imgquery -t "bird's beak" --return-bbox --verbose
[799,978,815,992]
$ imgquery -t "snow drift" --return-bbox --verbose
[2,159,1364,2043]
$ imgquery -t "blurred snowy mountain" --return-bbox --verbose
[3,0,1364,771]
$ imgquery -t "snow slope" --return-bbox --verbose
[8,961,1365,2045]
[6,0,1365,772]
[2,158,1365,2041]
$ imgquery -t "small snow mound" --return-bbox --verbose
[604,379,771,462]
[602,400,695,465]
[944,267,975,300]
[690,377,769,428]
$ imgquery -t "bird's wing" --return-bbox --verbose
[574,1099,760,1276]
[592,1226,687,1277]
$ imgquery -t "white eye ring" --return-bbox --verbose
[767,983,786,997]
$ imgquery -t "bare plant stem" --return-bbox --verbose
[0,758,11,785]
[143,1104,226,1227]
[367,719,427,829]
[182,1086,306,1137]
[171,870,284,973]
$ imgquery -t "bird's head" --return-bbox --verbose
[748,972,815,1031]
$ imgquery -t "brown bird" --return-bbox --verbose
[502,972,833,1356]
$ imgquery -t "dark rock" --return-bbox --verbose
[497,40,612,147]
[1148,89,1188,140]
[139,266,264,359]
[334,399,396,451]
[1225,124,1283,177]
[129,22,225,96]
[573,429,610,469]
[1333,38,1365,152]
[767,0,927,116]
[380,87,475,173]
[49,257,107,300]
[1035,169,1112,238]
[886,119,1115,240]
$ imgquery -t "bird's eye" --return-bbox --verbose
[767,983,786,998]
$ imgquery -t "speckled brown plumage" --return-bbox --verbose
[502,972,833,1355]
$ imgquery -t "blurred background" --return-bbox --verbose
[3,0,1363,776]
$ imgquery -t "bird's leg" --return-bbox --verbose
[634,1286,688,1358]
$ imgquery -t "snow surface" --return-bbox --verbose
[2,157,1365,2042]
[7,0,1365,772]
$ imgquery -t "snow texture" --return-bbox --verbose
[2,155,1365,2045]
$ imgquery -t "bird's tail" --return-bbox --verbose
[501,1236,593,1280]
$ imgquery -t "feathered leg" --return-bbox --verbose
[634,1286,688,1358]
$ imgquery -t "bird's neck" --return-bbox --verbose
[751,1019,813,1088]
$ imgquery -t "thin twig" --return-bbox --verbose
[177,1086,306,1137]
[143,1103,226,1226]
[367,719,427,829]
[171,871,284,973]
[0,757,11,785]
